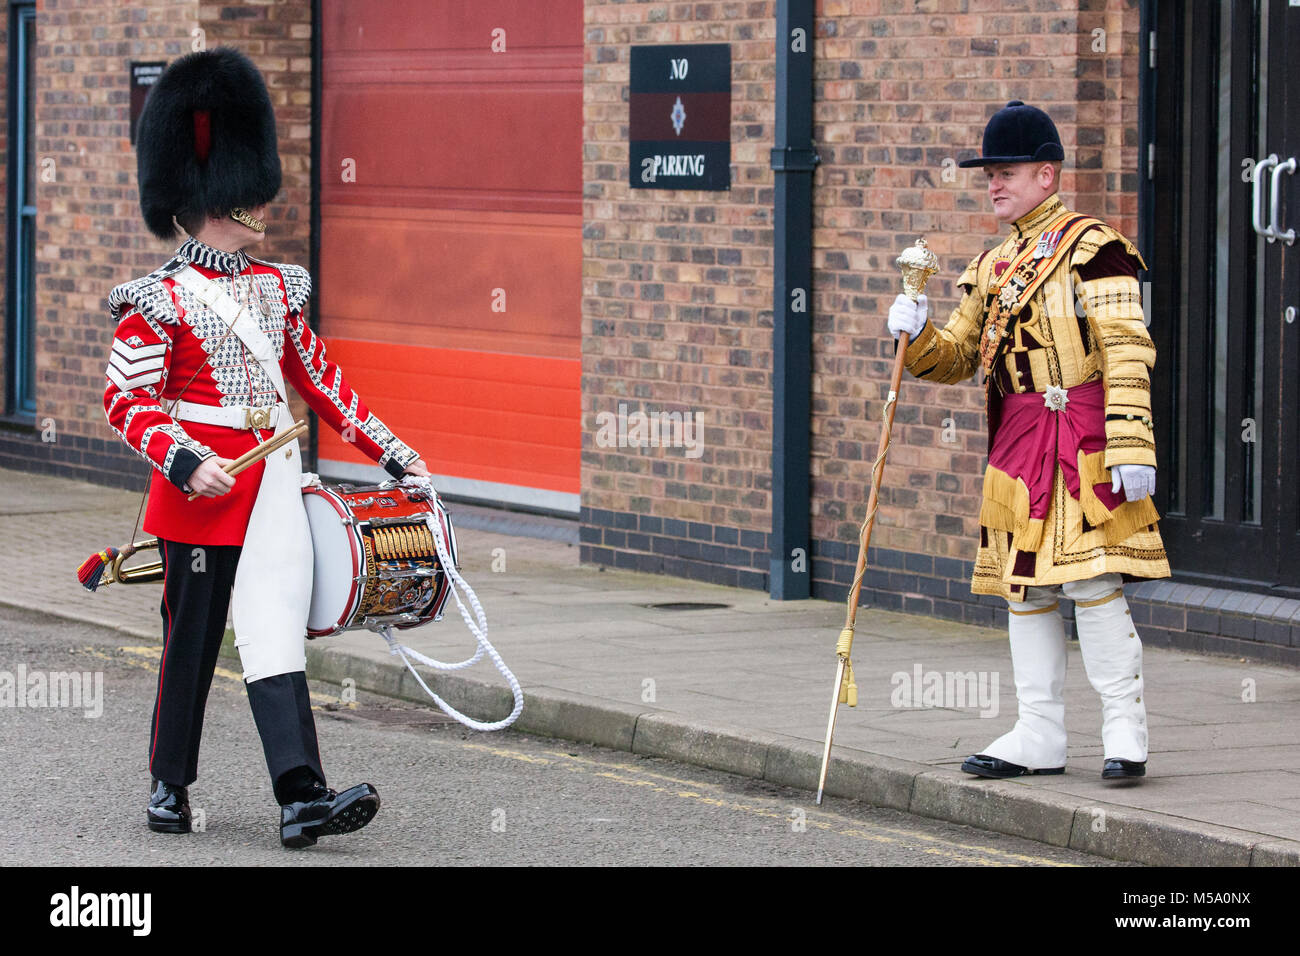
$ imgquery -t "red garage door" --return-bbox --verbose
[317,0,582,512]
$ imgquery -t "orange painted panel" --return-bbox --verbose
[321,87,581,210]
[317,341,581,494]
[319,207,580,358]
[324,1,581,54]
[318,0,583,501]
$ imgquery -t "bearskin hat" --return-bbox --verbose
[135,47,282,240]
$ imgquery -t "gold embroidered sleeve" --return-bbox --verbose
[902,285,984,385]
[1079,269,1156,467]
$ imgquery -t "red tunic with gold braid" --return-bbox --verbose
[103,237,419,546]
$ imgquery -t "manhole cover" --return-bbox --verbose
[645,602,731,611]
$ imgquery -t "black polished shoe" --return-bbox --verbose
[147,778,192,834]
[280,782,380,849]
[1102,758,1146,780]
[961,754,1066,779]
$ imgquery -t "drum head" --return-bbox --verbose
[302,488,363,635]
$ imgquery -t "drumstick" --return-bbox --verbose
[187,419,309,501]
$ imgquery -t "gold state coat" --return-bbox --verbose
[903,195,1170,600]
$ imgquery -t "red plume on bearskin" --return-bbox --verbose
[135,47,281,240]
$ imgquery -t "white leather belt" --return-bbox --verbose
[170,399,285,431]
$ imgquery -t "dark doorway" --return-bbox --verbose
[1146,0,1299,591]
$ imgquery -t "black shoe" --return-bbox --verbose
[1102,758,1146,780]
[961,754,1066,779]
[280,782,380,849]
[147,778,192,834]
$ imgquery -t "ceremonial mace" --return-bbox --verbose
[814,238,939,805]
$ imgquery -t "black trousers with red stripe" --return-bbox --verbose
[152,539,325,802]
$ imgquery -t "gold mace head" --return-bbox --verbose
[896,236,940,302]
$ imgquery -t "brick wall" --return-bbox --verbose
[582,1,778,590]
[582,0,1144,619]
[1076,0,1142,236]
[0,0,312,487]
[200,0,314,266]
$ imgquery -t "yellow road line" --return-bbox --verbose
[460,741,1076,867]
[118,645,248,687]
[82,645,343,708]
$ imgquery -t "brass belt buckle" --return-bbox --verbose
[246,406,273,430]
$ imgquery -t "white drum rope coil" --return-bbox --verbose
[375,476,523,732]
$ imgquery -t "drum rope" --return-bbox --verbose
[376,477,524,732]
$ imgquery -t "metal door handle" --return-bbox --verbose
[1253,154,1279,240]
[1269,156,1296,246]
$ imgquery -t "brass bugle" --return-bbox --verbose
[109,540,163,585]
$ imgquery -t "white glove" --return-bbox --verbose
[887,293,927,340]
[1110,464,1156,502]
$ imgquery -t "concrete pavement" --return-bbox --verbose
[3,465,1298,866]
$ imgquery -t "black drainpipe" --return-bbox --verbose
[1137,0,1155,272]
[307,0,323,471]
[769,0,818,599]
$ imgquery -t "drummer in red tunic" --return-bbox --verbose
[103,47,428,847]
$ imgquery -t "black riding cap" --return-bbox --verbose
[958,100,1065,168]
[135,47,282,240]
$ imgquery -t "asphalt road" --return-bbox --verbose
[0,605,1127,866]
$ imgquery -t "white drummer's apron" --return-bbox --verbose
[173,267,313,683]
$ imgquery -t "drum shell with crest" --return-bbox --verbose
[302,482,458,638]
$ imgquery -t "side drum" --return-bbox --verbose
[302,482,458,638]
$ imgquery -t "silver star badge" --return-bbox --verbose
[1043,385,1069,412]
